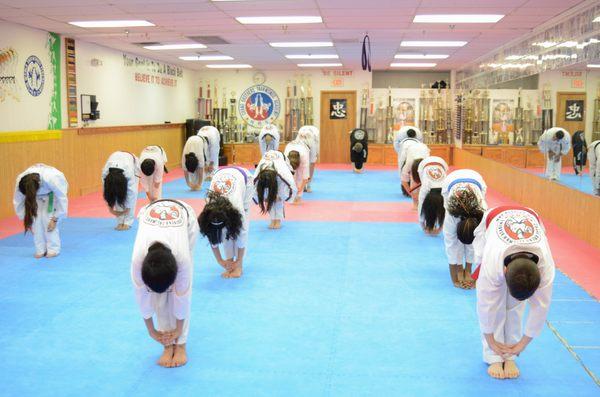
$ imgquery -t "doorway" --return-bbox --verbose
[320,90,357,163]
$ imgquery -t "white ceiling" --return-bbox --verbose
[0,0,590,71]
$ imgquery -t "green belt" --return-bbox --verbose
[48,192,54,213]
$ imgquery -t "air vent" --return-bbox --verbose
[133,42,161,46]
[188,36,230,45]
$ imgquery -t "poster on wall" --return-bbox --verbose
[491,99,514,145]
[393,98,416,129]
[330,98,347,119]
[0,24,61,132]
[565,99,584,121]
[238,84,281,128]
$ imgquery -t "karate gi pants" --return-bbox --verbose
[32,195,61,256]
[443,214,474,265]
[268,199,284,221]
[546,158,562,180]
[151,292,190,345]
[481,294,525,364]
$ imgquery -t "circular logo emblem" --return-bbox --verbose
[23,55,44,97]
[353,130,365,141]
[426,165,445,181]
[143,202,184,227]
[212,172,237,196]
[495,210,541,245]
[238,85,281,128]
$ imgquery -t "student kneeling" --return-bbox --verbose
[473,206,555,380]
[131,199,198,368]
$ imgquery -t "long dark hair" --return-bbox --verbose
[255,169,278,213]
[421,188,445,231]
[411,158,424,184]
[18,173,40,232]
[447,187,484,244]
[288,150,300,170]
[103,168,128,207]
[185,153,199,173]
[198,191,243,245]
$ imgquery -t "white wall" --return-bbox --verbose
[0,21,60,132]
[68,41,197,128]
[193,69,372,133]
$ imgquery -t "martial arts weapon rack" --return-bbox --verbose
[284,76,314,142]
[593,83,600,141]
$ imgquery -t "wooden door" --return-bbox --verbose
[556,92,586,134]
[320,90,357,163]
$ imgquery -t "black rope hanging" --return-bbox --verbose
[361,34,371,72]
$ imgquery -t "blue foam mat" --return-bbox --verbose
[0,217,598,396]
[535,172,595,195]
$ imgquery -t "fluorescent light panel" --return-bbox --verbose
[270,42,333,48]
[401,41,467,47]
[588,64,600,68]
[236,16,322,24]
[206,64,252,69]
[180,55,233,61]
[395,54,448,59]
[414,14,504,23]
[594,16,600,22]
[297,63,342,67]
[285,54,339,59]
[390,62,437,67]
[69,20,154,28]
[144,44,206,50]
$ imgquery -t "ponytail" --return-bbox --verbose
[421,188,445,231]
[447,187,484,244]
[255,169,279,214]
[18,174,40,233]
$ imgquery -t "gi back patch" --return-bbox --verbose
[495,210,541,245]
[144,202,184,228]
[425,165,446,182]
[212,172,237,197]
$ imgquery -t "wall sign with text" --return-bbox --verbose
[330,99,347,119]
[565,100,584,121]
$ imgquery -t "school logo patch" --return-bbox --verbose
[264,151,280,161]
[495,210,541,245]
[143,202,184,227]
[23,55,44,97]
[212,172,237,196]
[426,165,445,181]
[238,85,281,128]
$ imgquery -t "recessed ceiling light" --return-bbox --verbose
[588,64,600,68]
[297,63,343,67]
[532,41,557,48]
[180,55,234,61]
[394,54,448,59]
[400,41,467,47]
[414,14,504,23]
[206,64,252,69]
[285,54,339,59]
[236,16,322,24]
[144,44,206,50]
[270,42,333,48]
[69,20,154,28]
[390,62,437,67]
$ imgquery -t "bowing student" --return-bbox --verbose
[102,151,140,231]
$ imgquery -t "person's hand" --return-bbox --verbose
[47,218,57,232]
[218,258,235,270]
[505,336,531,356]
[485,333,511,357]
[149,328,168,345]
[160,328,182,345]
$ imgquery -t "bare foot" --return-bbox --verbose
[272,220,282,229]
[115,224,124,231]
[268,221,276,229]
[293,197,302,204]
[121,224,131,231]
[45,251,59,258]
[221,269,232,278]
[488,362,505,379]
[224,266,243,278]
[171,344,188,367]
[157,345,174,367]
[305,186,312,193]
[34,252,45,259]
[503,360,520,379]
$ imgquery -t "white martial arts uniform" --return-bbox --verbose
[208,167,254,259]
[401,142,430,183]
[588,140,600,196]
[198,126,221,177]
[102,151,140,227]
[416,156,448,228]
[441,169,488,265]
[182,135,208,187]
[258,125,281,155]
[140,145,168,200]
[297,125,320,164]
[473,206,555,364]
[253,151,298,221]
[394,126,424,177]
[284,140,311,199]
[538,127,571,180]
[131,199,198,345]
[13,164,69,256]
